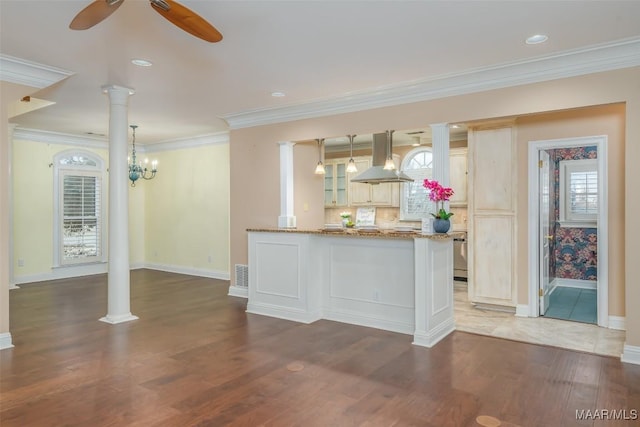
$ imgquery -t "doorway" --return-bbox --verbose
[528,136,608,327]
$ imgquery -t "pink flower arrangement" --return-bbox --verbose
[423,179,454,220]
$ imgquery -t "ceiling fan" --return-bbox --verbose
[69,0,223,43]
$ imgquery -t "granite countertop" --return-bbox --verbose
[247,228,461,240]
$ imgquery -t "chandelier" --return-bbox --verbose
[128,125,158,187]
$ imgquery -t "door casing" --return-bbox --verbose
[527,136,608,327]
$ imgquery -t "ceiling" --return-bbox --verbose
[1,1,640,144]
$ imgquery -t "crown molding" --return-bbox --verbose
[142,132,229,153]
[0,54,74,88]
[13,128,108,149]
[221,37,640,130]
[12,127,229,153]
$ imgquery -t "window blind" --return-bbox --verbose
[62,173,101,261]
[569,170,598,215]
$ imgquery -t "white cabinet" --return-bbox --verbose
[324,159,348,207]
[449,148,468,206]
[348,157,399,207]
[467,125,517,308]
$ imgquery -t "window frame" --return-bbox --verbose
[558,158,598,228]
[53,150,106,267]
[399,146,434,221]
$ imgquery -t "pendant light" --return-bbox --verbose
[346,134,358,173]
[314,138,326,175]
[383,129,396,170]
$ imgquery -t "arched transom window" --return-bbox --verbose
[400,147,434,220]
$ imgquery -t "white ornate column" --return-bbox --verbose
[278,141,296,228]
[100,85,138,324]
[7,124,18,290]
[430,123,451,211]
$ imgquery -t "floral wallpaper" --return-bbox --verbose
[546,146,598,281]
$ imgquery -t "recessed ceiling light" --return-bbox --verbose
[131,58,153,67]
[451,124,460,129]
[526,34,548,45]
[271,91,286,97]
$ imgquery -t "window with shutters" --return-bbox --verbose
[399,147,433,220]
[559,159,598,228]
[53,151,105,266]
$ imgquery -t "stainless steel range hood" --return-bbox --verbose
[350,131,413,184]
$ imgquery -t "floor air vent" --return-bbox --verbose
[235,264,248,288]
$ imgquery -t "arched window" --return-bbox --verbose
[400,147,434,220]
[53,150,105,266]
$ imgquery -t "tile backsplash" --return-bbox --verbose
[325,206,468,230]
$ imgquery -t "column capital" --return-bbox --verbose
[277,141,296,147]
[101,85,135,104]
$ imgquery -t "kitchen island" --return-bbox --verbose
[247,228,456,348]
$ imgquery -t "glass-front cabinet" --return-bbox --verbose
[324,160,348,207]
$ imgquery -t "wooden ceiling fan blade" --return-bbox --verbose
[70,0,125,30]
[150,0,222,43]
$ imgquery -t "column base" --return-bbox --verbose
[99,313,139,324]
[278,216,296,228]
[0,332,14,350]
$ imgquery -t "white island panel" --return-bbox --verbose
[322,237,415,334]
[247,229,455,347]
[247,232,321,323]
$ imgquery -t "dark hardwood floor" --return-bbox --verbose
[1,269,639,427]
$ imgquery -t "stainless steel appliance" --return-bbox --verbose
[454,232,468,281]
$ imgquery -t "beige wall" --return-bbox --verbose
[10,137,229,281]
[230,67,640,347]
[12,140,111,277]
[143,143,230,274]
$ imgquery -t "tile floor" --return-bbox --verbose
[544,286,597,324]
[453,282,625,358]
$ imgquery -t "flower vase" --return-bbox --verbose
[342,218,349,228]
[432,218,451,234]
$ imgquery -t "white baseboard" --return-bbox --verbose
[12,262,230,285]
[0,332,14,350]
[554,278,597,290]
[12,262,108,285]
[324,309,414,336]
[144,263,230,280]
[228,285,248,298]
[515,304,530,317]
[608,316,626,331]
[621,344,640,365]
[413,319,456,348]
[246,302,321,324]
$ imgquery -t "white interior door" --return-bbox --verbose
[539,150,551,314]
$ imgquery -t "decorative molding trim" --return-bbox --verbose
[246,302,321,324]
[13,128,108,149]
[143,263,230,281]
[621,344,640,365]
[12,127,229,153]
[324,309,414,335]
[12,262,108,285]
[228,285,248,298]
[0,333,14,350]
[142,132,229,153]
[555,278,597,290]
[609,316,626,331]
[221,37,640,129]
[515,304,530,318]
[0,54,74,88]
[413,319,456,348]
